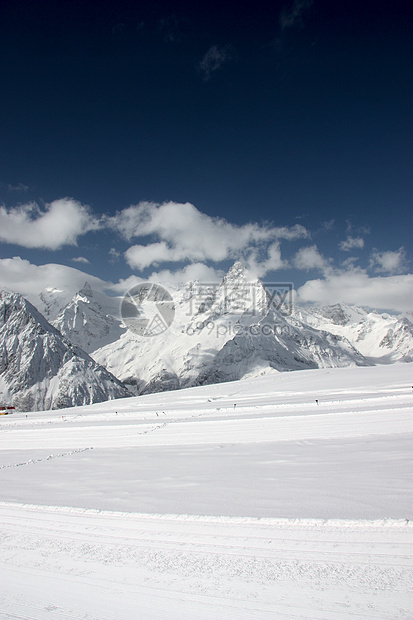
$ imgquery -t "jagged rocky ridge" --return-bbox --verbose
[53,282,126,353]
[0,291,131,411]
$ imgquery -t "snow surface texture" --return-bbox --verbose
[0,291,131,411]
[0,364,412,619]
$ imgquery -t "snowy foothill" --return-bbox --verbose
[0,363,412,619]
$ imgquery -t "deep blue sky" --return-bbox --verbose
[0,0,412,311]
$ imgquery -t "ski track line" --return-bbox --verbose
[1,517,411,569]
[0,405,214,441]
[0,564,363,620]
[1,407,411,451]
[0,447,93,470]
[1,388,410,430]
[0,408,213,465]
[0,503,412,620]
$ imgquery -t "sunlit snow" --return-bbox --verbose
[1,363,412,619]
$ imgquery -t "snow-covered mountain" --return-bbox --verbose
[90,263,368,393]
[294,303,413,363]
[3,263,411,406]
[47,262,412,395]
[52,282,126,353]
[0,291,131,411]
[36,286,75,321]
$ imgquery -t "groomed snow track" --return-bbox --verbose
[1,364,412,619]
[0,502,412,620]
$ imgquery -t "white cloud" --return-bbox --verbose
[125,241,183,270]
[245,243,287,278]
[0,198,100,250]
[293,245,331,273]
[110,201,308,273]
[148,263,222,286]
[341,256,360,269]
[273,224,309,240]
[108,263,221,295]
[107,275,145,294]
[339,236,365,252]
[108,247,122,264]
[370,247,407,275]
[198,45,234,80]
[72,256,90,264]
[0,257,107,302]
[297,270,413,313]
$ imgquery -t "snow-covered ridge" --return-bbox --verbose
[88,263,402,394]
[52,282,126,353]
[0,291,131,411]
[2,262,412,406]
[294,303,413,363]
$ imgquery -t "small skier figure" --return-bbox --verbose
[315,399,319,405]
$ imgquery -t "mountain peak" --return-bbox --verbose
[79,281,94,298]
[0,290,131,410]
[0,290,59,334]
[222,261,247,284]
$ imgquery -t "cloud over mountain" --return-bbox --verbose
[297,270,413,313]
[110,201,308,273]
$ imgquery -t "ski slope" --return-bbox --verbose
[0,364,412,619]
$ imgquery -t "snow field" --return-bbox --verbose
[0,363,412,619]
[0,503,412,620]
